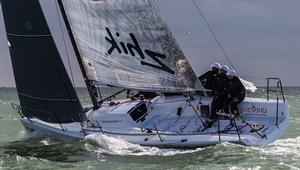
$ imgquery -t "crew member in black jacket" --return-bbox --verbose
[224,70,246,115]
[210,65,229,119]
[198,63,221,90]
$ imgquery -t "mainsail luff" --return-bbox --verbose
[60,0,201,92]
[0,0,86,123]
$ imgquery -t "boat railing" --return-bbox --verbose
[266,77,286,127]
[266,78,285,102]
[11,103,66,131]
[153,123,164,142]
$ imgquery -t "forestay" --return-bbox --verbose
[61,0,201,92]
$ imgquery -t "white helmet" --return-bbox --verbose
[226,70,237,77]
[220,65,229,72]
[210,63,221,69]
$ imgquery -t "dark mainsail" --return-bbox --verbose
[0,0,86,123]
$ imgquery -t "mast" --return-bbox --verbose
[56,0,99,110]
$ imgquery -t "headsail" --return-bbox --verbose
[60,0,201,92]
[1,0,86,123]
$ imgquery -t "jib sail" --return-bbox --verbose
[60,0,201,92]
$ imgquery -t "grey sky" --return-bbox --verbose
[0,0,299,87]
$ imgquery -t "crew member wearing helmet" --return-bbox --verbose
[224,70,246,115]
[210,65,230,119]
[198,63,221,91]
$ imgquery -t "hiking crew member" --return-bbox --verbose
[126,90,134,99]
[224,70,246,115]
[210,65,229,119]
[198,63,221,91]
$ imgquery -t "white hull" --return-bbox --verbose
[20,95,289,148]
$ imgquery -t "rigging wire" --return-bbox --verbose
[55,1,76,86]
[192,0,236,71]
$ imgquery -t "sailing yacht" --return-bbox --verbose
[1,0,289,147]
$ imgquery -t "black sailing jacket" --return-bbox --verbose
[198,70,219,90]
[227,77,246,100]
[213,73,229,95]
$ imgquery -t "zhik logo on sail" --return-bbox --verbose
[105,27,175,75]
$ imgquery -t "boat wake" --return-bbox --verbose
[85,134,205,156]
[85,134,300,157]
[252,136,300,157]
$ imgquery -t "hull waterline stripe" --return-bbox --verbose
[18,93,79,102]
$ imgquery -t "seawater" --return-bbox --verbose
[0,87,299,170]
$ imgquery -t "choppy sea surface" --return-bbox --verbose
[0,87,299,170]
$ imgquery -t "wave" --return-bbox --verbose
[85,134,300,158]
[252,136,300,157]
[85,133,205,156]
[229,166,262,170]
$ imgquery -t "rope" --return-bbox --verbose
[180,114,196,131]
[55,1,76,86]
[192,0,236,71]
[161,101,188,131]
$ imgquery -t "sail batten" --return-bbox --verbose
[61,0,201,92]
[7,33,52,37]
